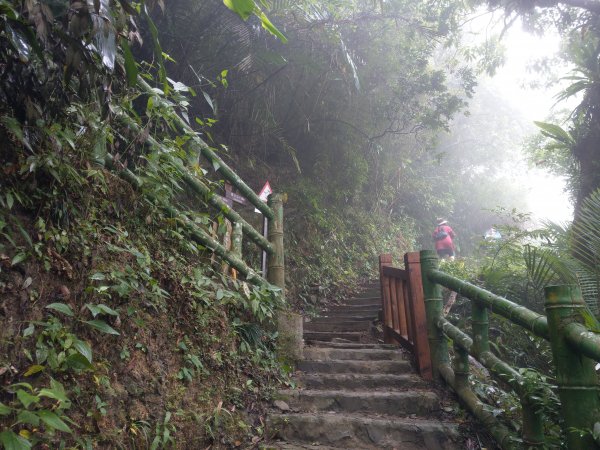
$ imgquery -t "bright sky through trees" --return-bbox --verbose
[489,21,574,224]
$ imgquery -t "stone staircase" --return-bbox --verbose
[266,283,460,449]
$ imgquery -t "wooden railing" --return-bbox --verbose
[378,252,432,380]
[380,250,600,450]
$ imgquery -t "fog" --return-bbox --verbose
[487,20,574,224]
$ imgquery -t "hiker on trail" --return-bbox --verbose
[433,219,456,260]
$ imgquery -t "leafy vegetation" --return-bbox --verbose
[2,0,600,446]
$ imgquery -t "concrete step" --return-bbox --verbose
[303,347,401,361]
[279,389,439,416]
[297,359,411,374]
[325,304,381,312]
[299,373,426,390]
[309,314,377,322]
[353,290,381,298]
[344,297,380,306]
[303,331,363,342]
[305,340,394,349]
[304,321,371,333]
[261,443,348,450]
[268,413,460,450]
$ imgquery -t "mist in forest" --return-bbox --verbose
[431,14,574,255]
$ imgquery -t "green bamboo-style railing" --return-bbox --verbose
[417,249,600,450]
[100,79,285,294]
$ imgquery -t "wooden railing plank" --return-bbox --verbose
[405,252,433,380]
[396,278,408,336]
[379,254,394,344]
[382,266,409,280]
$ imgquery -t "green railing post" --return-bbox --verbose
[267,193,285,296]
[420,250,449,380]
[453,344,469,391]
[545,285,600,450]
[471,302,489,355]
[472,297,544,446]
[231,222,243,278]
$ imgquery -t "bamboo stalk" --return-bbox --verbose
[267,193,285,296]
[136,78,274,220]
[438,363,518,450]
[428,269,549,339]
[545,285,600,450]
[564,321,600,361]
[420,250,449,379]
[104,155,268,286]
[113,107,274,254]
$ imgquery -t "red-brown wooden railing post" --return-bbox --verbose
[402,280,414,341]
[379,254,393,344]
[405,252,433,380]
[389,276,400,334]
[396,278,408,337]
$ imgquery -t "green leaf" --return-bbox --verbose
[11,252,27,266]
[73,340,93,364]
[6,192,14,210]
[84,320,120,335]
[142,5,167,91]
[0,430,32,450]
[90,272,106,281]
[23,323,34,337]
[16,410,39,426]
[86,303,119,317]
[64,353,93,371]
[22,364,44,377]
[223,0,255,20]
[0,402,11,416]
[16,389,39,408]
[37,410,72,433]
[120,38,138,86]
[216,289,224,300]
[38,387,68,402]
[45,302,74,317]
[258,11,287,43]
[534,121,575,146]
[202,90,214,112]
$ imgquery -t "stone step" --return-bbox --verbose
[303,332,363,342]
[325,304,381,312]
[299,373,426,390]
[297,359,411,374]
[344,297,380,306]
[353,290,381,298]
[305,340,394,349]
[261,443,346,450]
[268,413,460,450]
[304,321,372,333]
[303,347,401,361]
[309,314,377,322]
[279,389,439,416]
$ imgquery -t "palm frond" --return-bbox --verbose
[524,245,576,294]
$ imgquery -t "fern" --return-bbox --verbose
[523,188,600,315]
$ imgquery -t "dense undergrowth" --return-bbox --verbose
[0,0,293,447]
[0,0,426,447]
[283,180,418,311]
[0,98,289,448]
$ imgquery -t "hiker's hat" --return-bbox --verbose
[437,219,448,226]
